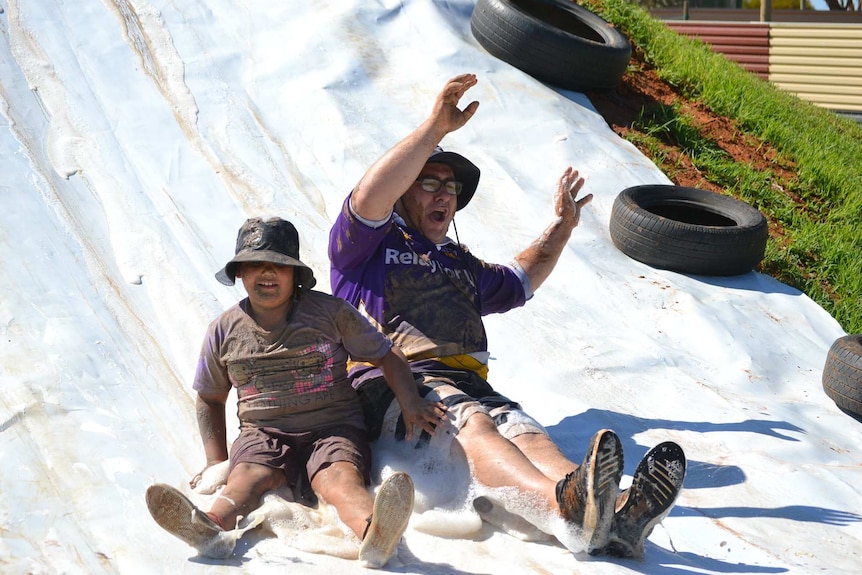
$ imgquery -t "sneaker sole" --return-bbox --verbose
[606,441,686,558]
[146,483,221,549]
[585,430,624,551]
[556,429,624,551]
[358,472,415,568]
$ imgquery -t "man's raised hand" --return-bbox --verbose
[431,73,480,134]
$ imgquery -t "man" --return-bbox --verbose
[146,217,445,567]
[328,74,686,558]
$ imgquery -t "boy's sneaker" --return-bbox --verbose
[602,441,686,559]
[359,471,415,569]
[555,429,624,552]
[145,483,233,559]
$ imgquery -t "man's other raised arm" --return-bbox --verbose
[515,167,593,292]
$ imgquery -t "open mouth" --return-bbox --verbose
[430,209,448,223]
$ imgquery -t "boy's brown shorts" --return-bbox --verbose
[228,424,372,491]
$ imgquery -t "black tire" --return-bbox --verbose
[610,185,768,276]
[470,0,631,92]
[822,335,862,418]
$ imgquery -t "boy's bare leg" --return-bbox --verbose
[311,461,375,540]
[210,462,287,529]
[313,462,414,569]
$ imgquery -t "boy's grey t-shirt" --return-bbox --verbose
[193,289,391,432]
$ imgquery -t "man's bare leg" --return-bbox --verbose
[510,432,578,479]
[456,418,624,552]
[455,413,559,509]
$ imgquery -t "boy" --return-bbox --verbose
[146,216,444,567]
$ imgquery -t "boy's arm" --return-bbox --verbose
[372,349,446,441]
[190,390,230,489]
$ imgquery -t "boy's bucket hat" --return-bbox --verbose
[216,217,316,290]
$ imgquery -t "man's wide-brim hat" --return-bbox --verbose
[427,146,480,211]
[216,217,317,289]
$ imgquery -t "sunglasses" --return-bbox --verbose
[415,177,463,196]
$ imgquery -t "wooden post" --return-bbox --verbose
[761,0,773,22]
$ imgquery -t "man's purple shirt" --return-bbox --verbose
[328,194,528,384]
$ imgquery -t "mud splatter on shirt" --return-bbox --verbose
[194,290,391,431]
[329,194,527,384]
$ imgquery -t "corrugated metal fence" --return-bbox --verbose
[665,22,771,78]
[664,20,862,112]
[769,24,862,112]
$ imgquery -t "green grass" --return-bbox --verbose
[584,0,862,334]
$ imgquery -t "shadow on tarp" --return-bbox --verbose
[609,548,790,575]
[683,270,805,296]
[188,530,489,575]
[549,407,804,488]
[612,264,807,297]
[674,504,861,526]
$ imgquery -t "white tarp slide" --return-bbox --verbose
[1,1,859,573]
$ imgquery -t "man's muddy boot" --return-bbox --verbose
[556,429,624,552]
[601,441,686,559]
